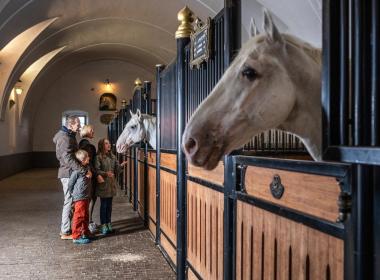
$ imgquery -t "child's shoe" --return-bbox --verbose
[88,222,97,234]
[60,233,73,240]
[101,224,108,235]
[73,236,91,244]
[107,223,115,233]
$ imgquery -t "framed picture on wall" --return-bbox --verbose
[99,93,117,111]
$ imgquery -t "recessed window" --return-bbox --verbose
[62,110,89,127]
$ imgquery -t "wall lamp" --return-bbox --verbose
[15,86,23,95]
[105,78,112,91]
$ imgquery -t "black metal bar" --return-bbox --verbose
[374,167,380,279]
[156,64,165,245]
[186,175,224,193]
[339,0,349,145]
[161,166,177,176]
[144,81,152,115]
[176,34,190,280]
[373,3,380,277]
[223,155,237,280]
[133,147,138,211]
[160,149,177,154]
[234,155,349,178]
[324,146,380,166]
[129,147,133,202]
[372,0,380,148]
[143,81,151,227]
[351,1,373,279]
[322,0,340,154]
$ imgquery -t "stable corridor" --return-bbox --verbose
[0,169,175,280]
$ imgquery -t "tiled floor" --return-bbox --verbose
[0,168,175,280]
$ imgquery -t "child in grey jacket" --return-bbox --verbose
[68,149,92,244]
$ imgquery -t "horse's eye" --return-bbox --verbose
[241,66,258,82]
[131,125,136,130]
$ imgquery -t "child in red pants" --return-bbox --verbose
[68,149,92,244]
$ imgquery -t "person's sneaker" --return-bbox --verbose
[107,223,115,233]
[83,233,96,240]
[73,237,91,244]
[101,224,108,235]
[88,222,97,234]
[60,233,73,240]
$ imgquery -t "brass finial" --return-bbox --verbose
[175,6,194,39]
[134,78,142,88]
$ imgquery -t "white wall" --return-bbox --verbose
[241,0,322,47]
[0,90,31,156]
[32,60,155,152]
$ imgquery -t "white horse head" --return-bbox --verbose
[116,109,157,153]
[182,10,322,170]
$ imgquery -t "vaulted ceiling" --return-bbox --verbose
[0,0,322,122]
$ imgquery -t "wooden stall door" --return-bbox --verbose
[147,166,156,236]
[187,181,224,280]
[236,201,344,280]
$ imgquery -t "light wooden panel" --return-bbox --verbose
[131,158,135,199]
[161,233,177,266]
[187,181,224,280]
[137,161,145,217]
[147,166,156,222]
[148,219,156,238]
[160,170,177,244]
[137,149,144,161]
[236,201,344,280]
[188,161,224,186]
[161,153,176,171]
[245,166,341,222]
[147,151,156,165]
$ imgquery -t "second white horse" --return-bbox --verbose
[116,109,156,153]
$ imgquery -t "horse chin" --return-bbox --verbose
[188,146,225,170]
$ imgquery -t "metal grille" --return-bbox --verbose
[159,61,177,150]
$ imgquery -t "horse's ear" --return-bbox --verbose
[136,109,141,119]
[130,110,134,117]
[250,18,259,38]
[263,9,283,44]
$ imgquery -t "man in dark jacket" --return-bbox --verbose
[53,116,92,240]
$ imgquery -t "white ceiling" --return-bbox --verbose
[0,0,322,121]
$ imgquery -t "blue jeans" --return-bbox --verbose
[100,197,113,225]
[60,178,72,234]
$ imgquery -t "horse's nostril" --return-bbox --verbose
[185,137,198,155]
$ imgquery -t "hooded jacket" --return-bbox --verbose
[53,126,83,178]
[68,168,91,202]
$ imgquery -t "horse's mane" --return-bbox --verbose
[282,34,321,65]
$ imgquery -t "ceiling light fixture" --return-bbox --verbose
[14,86,23,95]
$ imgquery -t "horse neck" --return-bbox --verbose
[142,115,156,149]
[280,49,322,160]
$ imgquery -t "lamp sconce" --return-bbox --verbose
[104,78,112,91]
[121,99,127,108]
[15,86,23,95]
